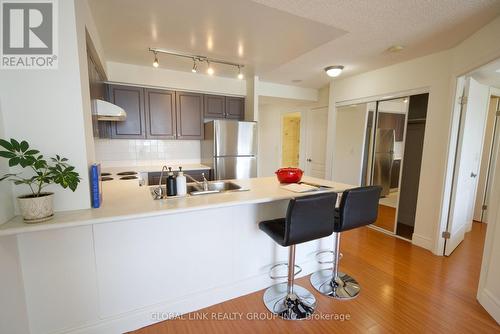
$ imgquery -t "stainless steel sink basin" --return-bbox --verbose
[188,181,243,195]
[150,181,245,199]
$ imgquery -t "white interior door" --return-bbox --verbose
[305,107,328,178]
[445,77,489,256]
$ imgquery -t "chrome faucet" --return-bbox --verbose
[153,166,168,199]
[185,172,209,191]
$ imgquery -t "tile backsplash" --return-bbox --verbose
[95,139,201,167]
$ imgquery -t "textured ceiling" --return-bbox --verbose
[252,0,500,87]
[89,0,500,89]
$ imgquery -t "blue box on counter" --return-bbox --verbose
[90,164,103,208]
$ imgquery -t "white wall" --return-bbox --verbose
[107,62,247,96]
[258,81,318,101]
[333,104,368,186]
[0,0,93,212]
[95,139,201,167]
[329,15,500,255]
[478,116,500,324]
[332,50,451,252]
[0,106,14,224]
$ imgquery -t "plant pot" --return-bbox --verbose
[17,192,54,223]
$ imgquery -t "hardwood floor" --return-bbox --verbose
[132,222,499,334]
[373,204,396,233]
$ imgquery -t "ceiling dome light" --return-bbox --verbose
[207,61,214,75]
[324,65,344,77]
[152,52,159,68]
[387,45,405,53]
[192,59,198,73]
[237,66,243,80]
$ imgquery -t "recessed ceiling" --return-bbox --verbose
[252,0,500,87]
[88,0,345,78]
[89,0,500,88]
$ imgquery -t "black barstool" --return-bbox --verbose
[310,186,381,300]
[259,192,338,320]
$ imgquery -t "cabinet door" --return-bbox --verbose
[145,89,176,139]
[108,85,146,139]
[225,97,245,120]
[176,92,204,140]
[204,95,225,119]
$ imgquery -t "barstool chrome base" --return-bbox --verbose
[310,269,360,300]
[263,282,316,320]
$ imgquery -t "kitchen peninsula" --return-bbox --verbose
[0,176,353,334]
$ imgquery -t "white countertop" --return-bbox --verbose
[0,176,354,237]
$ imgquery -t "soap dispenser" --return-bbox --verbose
[166,167,177,196]
[176,167,187,196]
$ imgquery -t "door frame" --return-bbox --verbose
[477,89,500,223]
[278,108,308,171]
[440,76,493,255]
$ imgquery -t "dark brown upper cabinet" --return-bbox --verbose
[101,84,240,140]
[204,95,225,118]
[108,85,146,139]
[176,92,204,140]
[144,88,176,139]
[225,97,245,120]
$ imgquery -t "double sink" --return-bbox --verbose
[150,180,245,199]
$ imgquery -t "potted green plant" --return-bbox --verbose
[0,138,80,223]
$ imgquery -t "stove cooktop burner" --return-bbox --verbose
[120,176,138,180]
[101,177,114,181]
[117,171,138,176]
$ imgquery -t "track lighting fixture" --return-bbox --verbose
[149,48,244,79]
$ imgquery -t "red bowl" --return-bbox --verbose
[275,167,304,183]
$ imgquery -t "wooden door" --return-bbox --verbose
[176,92,204,140]
[305,107,328,178]
[144,89,176,139]
[445,78,489,255]
[225,97,245,120]
[108,85,146,139]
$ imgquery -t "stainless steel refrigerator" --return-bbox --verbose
[201,120,257,180]
[373,129,395,197]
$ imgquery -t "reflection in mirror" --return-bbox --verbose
[371,98,408,234]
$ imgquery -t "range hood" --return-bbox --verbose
[94,99,127,121]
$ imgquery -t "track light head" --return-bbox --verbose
[237,66,243,80]
[152,52,159,68]
[192,59,198,73]
[207,61,214,75]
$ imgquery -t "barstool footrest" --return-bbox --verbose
[269,262,302,280]
[315,249,343,264]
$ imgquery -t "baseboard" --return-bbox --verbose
[55,260,322,334]
[411,233,434,252]
[478,289,500,325]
